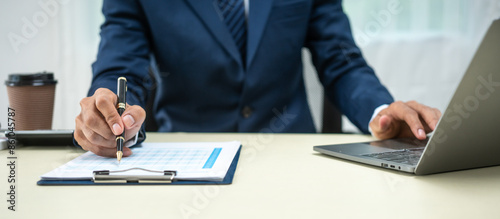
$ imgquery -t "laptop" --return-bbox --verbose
[314,19,500,175]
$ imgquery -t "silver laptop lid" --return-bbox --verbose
[415,19,500,175]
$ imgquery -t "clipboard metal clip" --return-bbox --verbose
[93,168,177,184]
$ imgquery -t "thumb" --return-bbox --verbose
[122,105,146,141]
[122,105,146,129]
[370,114,398,139]
[378,115,392,132]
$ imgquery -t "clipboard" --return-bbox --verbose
[37,146,241,185]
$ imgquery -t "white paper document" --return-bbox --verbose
[41,141,241,181]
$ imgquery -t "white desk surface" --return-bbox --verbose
[1,133,500,219]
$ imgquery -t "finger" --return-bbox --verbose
[76,117,115,155]
[391,102,426,139]
[73,125,90,151]
[435,108,442,118]
[369,113,398,139]
[80,133,133,157]
[378,115,392,132]
[91,140,133,157]
[369,114,384,133]
[406,101,441,130]
[79,96,115,141]
[123,147,133,157]
[122,105,146,129]
[81,126,115,148]
[369,102,427,140]
[122,105,146,141]
[75,113,111,150]
[92,145,123,158]
[94,88,123,135]
[81,107,115,140]
[433,108,442,128]
[422,120,433,133]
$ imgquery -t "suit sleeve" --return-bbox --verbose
[305,0,394,133]
[89,0,153,144]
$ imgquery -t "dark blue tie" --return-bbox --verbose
[218,0,247,65]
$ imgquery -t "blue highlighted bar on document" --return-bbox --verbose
[203,148,222,169]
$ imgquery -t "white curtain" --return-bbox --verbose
[0,0,103,129]
[305,0,500,132]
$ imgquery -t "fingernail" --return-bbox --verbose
[113,123,121,135]
[418,129,425,138]
[123,115,135,127]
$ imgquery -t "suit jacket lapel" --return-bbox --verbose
[185,0,242,66]
[246,0,274,68]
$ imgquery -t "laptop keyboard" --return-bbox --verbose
[362,147,425,166]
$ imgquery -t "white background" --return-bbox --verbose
[1,0,499,133]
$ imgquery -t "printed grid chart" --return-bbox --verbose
[40,141,241,181]
[63,147,221,172]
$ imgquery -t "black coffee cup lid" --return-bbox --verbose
[5,72,57,86]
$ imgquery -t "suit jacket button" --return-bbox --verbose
[241,106,253,118]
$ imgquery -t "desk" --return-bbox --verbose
[1,133,500,219]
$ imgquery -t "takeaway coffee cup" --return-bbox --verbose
[5,72,57,130]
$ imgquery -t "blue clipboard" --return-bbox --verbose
[37,146,241,185]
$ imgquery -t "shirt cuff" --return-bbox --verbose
[124,133,139,148]
[368,104,389,135]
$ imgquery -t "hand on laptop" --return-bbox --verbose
[74,88,146,157]
[369,101,441,140]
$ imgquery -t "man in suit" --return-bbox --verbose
[75,0,441,157]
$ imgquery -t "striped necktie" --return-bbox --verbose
[218,0,247,65]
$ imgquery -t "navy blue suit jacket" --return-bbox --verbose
[90,0,394,135]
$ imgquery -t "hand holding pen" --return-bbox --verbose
[74,77,146,158]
